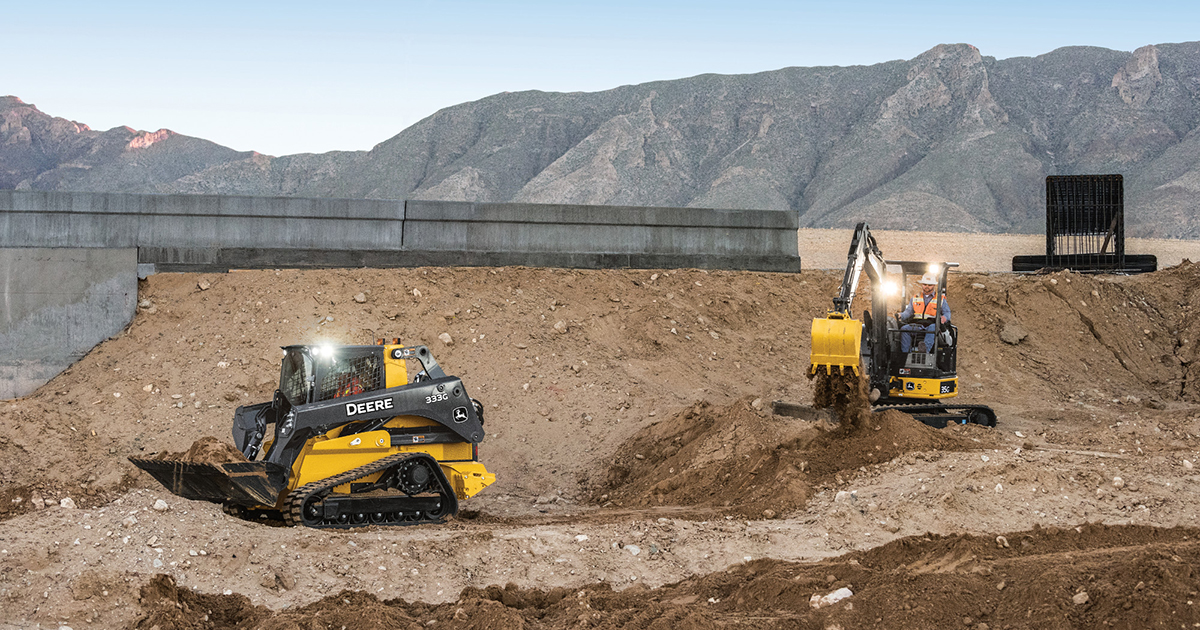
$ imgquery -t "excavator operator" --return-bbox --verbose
[899,273,950,353]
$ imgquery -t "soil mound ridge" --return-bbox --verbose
[593,398,988,518]
[131,524,1200,630]
[4,263,1197,523]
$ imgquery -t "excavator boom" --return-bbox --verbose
[810,222,887,379]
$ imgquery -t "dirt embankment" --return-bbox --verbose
[0,266,843,522]
[3,263,1198,522]
[1,256,1199,629]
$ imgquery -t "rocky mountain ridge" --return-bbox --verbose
[3,41,1199,238]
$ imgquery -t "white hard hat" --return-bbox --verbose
[919,273,938,285]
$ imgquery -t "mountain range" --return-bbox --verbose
[3,42,1199,238]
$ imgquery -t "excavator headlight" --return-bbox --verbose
[926,263,941,275]
[882,281,900,296]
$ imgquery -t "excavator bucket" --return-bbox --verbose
[128,458,288,507]
[810,315,862,375]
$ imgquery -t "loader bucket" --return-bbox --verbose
[128,458,288,507]
[810,315,862,375]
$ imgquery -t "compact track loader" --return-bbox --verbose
[804,222,997,428]
[130,341,494,529]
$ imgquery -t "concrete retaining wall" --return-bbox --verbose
[0,248,137,399]
[0,190,404,250]
[402,200,797,256]
[1,191,799,272]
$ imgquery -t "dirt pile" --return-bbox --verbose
[4,262,1199,523]
[801,408,992,478]
[153,436,247,464]
[593,399,990,518]
[954,262,1200,406]
[135,574,266,629]
[130,524,1200,630]
[0,266,840,523]
[591,399,819,518]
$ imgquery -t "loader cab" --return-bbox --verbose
[279,344,407,407]
[876,261,959,401]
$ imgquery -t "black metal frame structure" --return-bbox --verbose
[1012,174,1156,274]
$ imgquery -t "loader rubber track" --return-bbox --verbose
[282,451,458,529]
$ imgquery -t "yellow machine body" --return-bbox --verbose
[888,376,959,400]
[800,222,996,428]
[130,340,498,527]
[286,414,495,503]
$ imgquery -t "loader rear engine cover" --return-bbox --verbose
[131,342,495,528]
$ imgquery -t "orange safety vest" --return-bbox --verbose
[336,377,364,398]
[911,295,939,319]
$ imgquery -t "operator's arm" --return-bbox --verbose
[899,301,914,323]
[940,299,951,323]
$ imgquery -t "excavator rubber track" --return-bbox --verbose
[282,451,458,529]
[874,402,997,429]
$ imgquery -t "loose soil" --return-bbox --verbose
[592,400,990,521]
[154,436,248,464]
[809,369,873,427]
[131,523,1200,630]
[1,236,1198,629]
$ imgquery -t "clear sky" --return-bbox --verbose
[5,0,1196,157]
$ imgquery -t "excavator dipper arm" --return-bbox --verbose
[811,223,888,387]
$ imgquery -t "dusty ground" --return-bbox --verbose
[1,230,1199,629]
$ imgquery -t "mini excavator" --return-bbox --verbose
[131,341,494,528]
[806,223,996,428]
